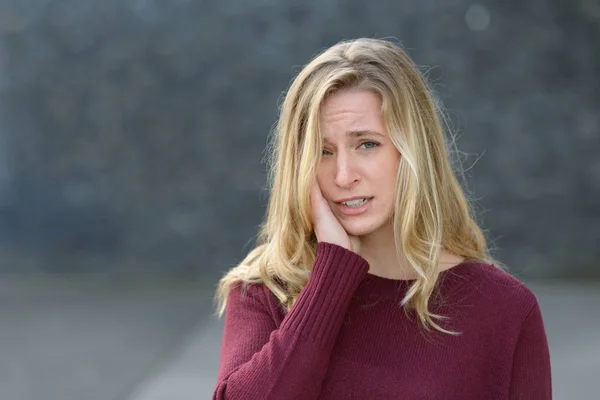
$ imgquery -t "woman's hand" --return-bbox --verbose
[309,178,361,254]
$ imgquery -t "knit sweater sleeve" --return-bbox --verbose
[213,242,369,400]
[509,299,552,399]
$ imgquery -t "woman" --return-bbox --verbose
[213,38,552,399]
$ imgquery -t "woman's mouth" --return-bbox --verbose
[335,197,372,215]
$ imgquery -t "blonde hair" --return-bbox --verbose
[214,38,499,334]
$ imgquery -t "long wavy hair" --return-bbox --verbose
[214,38,499,334]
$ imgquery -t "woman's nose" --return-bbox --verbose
[334,153,359,188]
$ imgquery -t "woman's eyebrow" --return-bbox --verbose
[323,130,384,143]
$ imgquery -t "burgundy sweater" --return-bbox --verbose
[214,242,552,399]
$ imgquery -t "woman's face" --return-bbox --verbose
[317,89,401,238]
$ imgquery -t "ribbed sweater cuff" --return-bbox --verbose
[281,242,369,348]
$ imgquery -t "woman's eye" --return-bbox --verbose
[361,141,379,150]
[321,142,379,155]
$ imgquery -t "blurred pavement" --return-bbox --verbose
[1,278,598,400]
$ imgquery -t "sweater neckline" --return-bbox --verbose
[355,260,479,297]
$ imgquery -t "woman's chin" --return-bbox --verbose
[341,216,391,238]
[342,222,378,237]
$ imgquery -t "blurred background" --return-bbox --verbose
[0,0,598,399]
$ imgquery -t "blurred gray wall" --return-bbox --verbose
[0,0,598,279]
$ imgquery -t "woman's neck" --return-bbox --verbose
[357,223,464,280]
